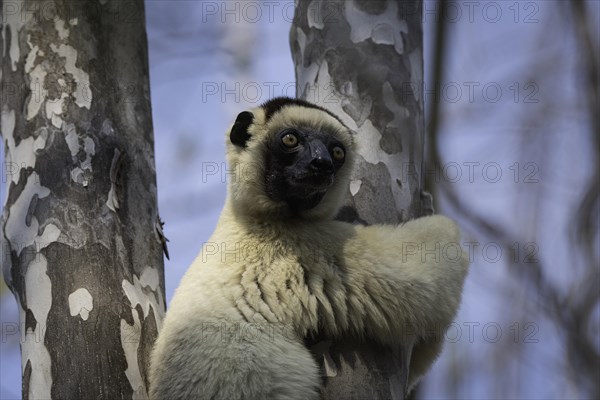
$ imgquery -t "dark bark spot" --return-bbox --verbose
[417,189,435,217]
[380,126,403,153]
[6,170,30,209]
[352,162,400,224]
[335,206,359,224]
[140,307,159,392]
[23,359,32,400]
[25,194,39,227]
[354,0,388,15]
[25,309,37,332]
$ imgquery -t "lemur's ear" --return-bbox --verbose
[229,111,254,148]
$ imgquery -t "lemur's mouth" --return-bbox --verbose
[293,171,334,189]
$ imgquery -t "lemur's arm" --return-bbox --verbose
[337,215,469,387]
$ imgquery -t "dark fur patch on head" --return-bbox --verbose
[230,111,254,147]
[261,97,347,128]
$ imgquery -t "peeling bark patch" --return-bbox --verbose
[408,49,423,106]
[49,43,92,109]
[26,64,48,120]
[4,9,32,71]
[101,119,115,136]
[23,17,91,125]
[122,267,164,325]
[120,316,145,397]
[25,35,40,73]
[33,127,49,154]
[63,123,96,186]
[121,266,164,395]
[293,26,307,62]
[1,106,36,186]
[5,172,61,256]
[139,267,160,291]
[354,119,386,164]
[68,288,93,320]
[299,61,358,132]
[296,60,321,104]
[81,137,95,170]
[106,148,123,211]
[344,0,408,54]
[20,255,53,400]
[64,123,80,156]
[45,93,68,128]
[54,18,70,40]
[349,180,362,196]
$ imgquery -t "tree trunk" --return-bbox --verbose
[291,1,427,398]
[1,1,165,398]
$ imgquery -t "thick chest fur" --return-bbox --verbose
[222,227,352,338]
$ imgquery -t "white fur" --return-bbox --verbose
[149,102,469,399]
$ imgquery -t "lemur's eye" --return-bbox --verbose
[281,133,299,148]
[332,146,345,161]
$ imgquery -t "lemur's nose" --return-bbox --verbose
[310,156,334,173]
[308,139,334,173]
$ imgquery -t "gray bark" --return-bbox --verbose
[1,1,165,398]
[291,0,427,398]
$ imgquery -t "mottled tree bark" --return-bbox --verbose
[291,1,427,398]
[1,1,165,398]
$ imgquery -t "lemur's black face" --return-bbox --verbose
[264,128,346,212]
[228,99,351,215]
